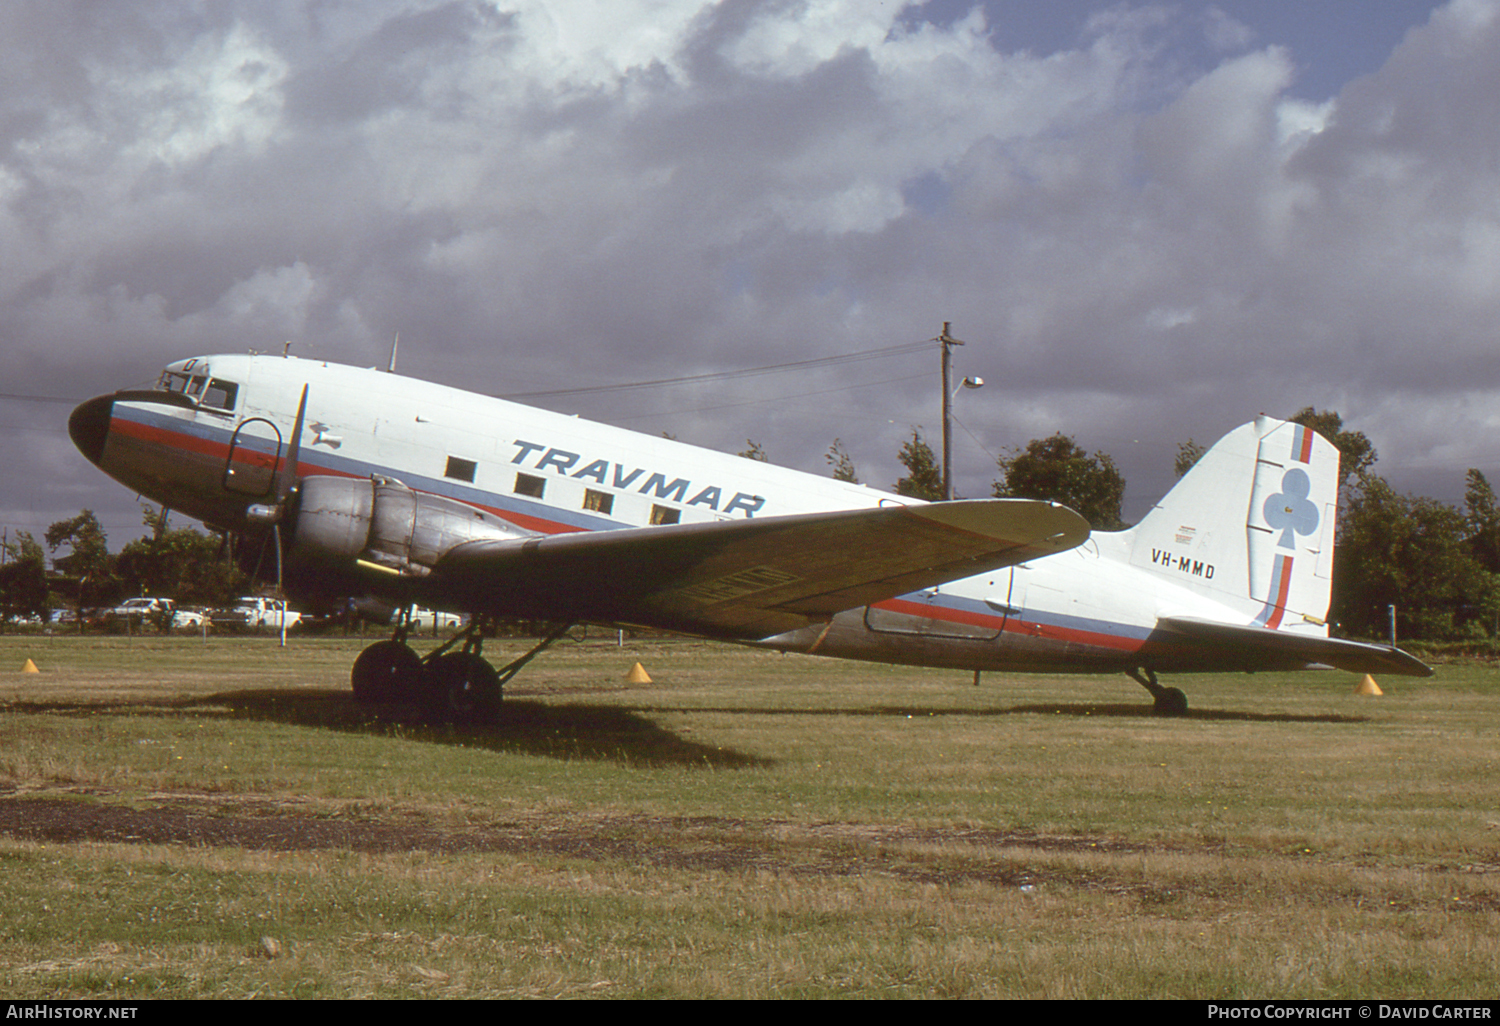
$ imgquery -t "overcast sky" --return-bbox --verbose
[3,0,1497,550]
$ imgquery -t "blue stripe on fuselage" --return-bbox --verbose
[112,403,624,533]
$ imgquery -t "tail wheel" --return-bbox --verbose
[421,651,501,724]
[351,640,422,704]
[1128,668,1190,718]
[1153,686,1189,717]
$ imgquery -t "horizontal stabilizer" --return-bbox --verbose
[1157,616,1433,677]
[433,498,1090,638]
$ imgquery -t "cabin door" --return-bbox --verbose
[222,418,284,498]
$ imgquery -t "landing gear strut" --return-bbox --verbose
[1127,667,1189,717]
[350,614,575,725]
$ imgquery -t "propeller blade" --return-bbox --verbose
[272,521,291,648]
[249,531,269,583]
[275,384,310,503]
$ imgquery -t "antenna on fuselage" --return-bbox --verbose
[282,340,293,358]
[387,332,399,373]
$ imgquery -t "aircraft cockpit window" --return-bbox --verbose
[200,379,239,412]
[157,371,191,393]
[187,376,207,398]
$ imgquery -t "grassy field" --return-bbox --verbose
[0,633,1496,999]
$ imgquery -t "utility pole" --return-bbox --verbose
[939,322,965,501]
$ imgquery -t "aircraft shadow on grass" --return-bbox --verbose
[198,689,774,769]
[3,690,1365,777]
[184,691,1375,730]
[624,701,1371,724]
[2,690,770,769]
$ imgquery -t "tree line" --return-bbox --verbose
[0,507,245,629]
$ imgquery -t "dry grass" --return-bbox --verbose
[0,635,1497,997]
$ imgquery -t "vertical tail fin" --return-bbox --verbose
[1120,416,1338,632]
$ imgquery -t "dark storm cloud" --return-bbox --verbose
[284,2,519,124]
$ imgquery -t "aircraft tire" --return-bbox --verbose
[1153,687,1189,717]
[420,651,501,724]
[351,641,422,704]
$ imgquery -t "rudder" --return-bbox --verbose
[1122,416,1338,631]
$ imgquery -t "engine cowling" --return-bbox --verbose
[286,475,535,579]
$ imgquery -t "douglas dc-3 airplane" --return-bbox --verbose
[69,352,1430,722]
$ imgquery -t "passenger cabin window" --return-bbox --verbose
[650,504,680,525]
[583,489,614,515]
[200,379,238,411]
[445,456,477,483]
[514,473,545,499]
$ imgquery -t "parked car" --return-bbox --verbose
[104,597,204,632]
[407,607,466,631]
[211,596,302,632]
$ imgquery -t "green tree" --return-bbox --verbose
[1174,438,1205,478]
[826,439,859,483]
[994,434,1126,530]
[114,507,244,610]
[737,440,769,462]
[894,429,943,500]
[1331,475,1492,641]
[45,510,116,624]
[1464,470,1500,573]
[1289,408,1376,489]
[1461,470,1500,634]
[0,531,50,628]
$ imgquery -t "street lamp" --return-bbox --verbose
[939,323,984,500]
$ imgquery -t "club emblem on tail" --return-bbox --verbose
[1264,468,1319,550]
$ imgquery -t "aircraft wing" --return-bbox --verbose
[431,498,1089,639]
[1156,616,1434,677]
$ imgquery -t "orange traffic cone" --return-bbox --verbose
[625,662,652,684]
[1355,674,1382,696]
[21,659,39,674]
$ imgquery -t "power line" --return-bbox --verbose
[495,339,931,400]
[612,373,929,425]
[0,392,79,405]
[0,339,935,407]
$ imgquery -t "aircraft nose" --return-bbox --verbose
[69,395,115,466]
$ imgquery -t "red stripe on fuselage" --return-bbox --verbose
[873,596,1147,654]
[113,413,236,462]
[109,411,584,536]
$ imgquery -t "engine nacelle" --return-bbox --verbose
[287,475,534,578]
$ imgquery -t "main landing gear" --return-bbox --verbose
[1127,667,1189,717]
[350,615,575,724]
